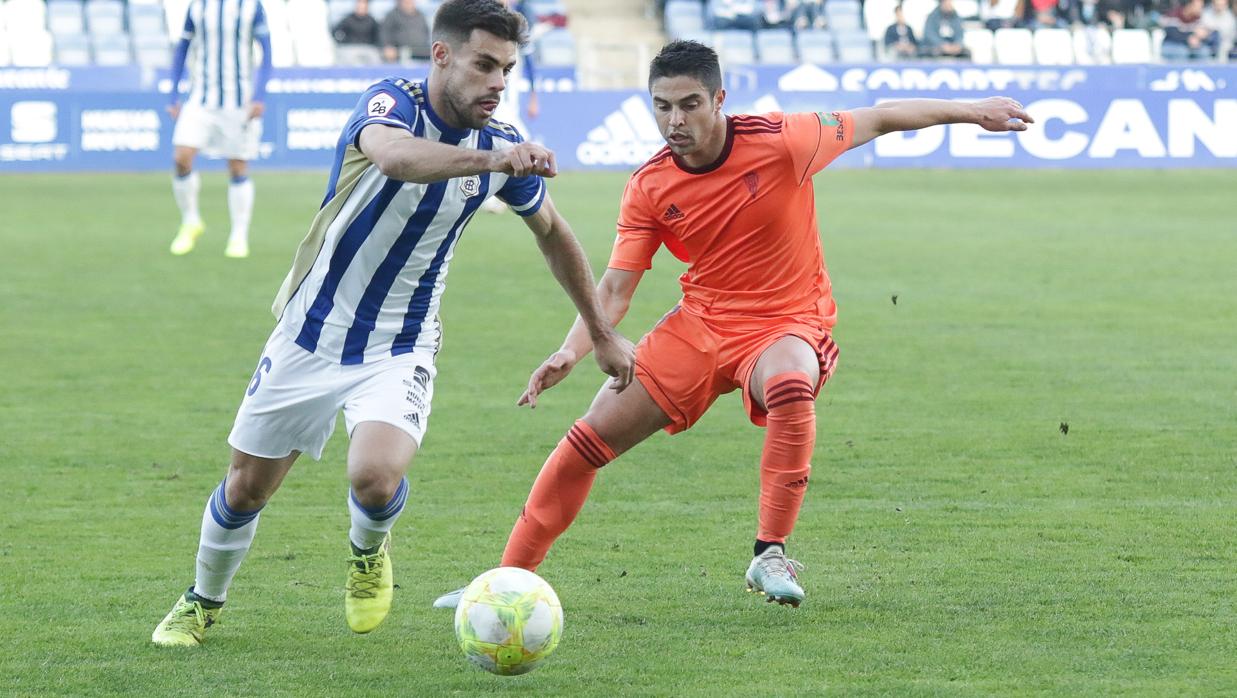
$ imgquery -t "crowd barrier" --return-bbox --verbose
[1,63,1232,171]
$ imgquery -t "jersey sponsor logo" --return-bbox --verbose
[817,112,840,128]
[743,171,759,198]
[368,92,396,117]
[459,175,481,197]
[576,96,665,166]
[662,204,685,221]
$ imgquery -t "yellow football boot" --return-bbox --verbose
[152,592,221,647]
[169,221,205,255]
[345,535,393,633]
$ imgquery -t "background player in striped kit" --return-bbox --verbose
[166,0,273,259]
[151,0,636,647]
[434,40,1032,610]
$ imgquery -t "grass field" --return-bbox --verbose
[1,169,1234,696]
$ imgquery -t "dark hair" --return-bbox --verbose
[648,40,722,94]
[432,0,529,47]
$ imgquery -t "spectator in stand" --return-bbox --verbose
[761,0,793,28]
[1202,0,1236,59]
[923,0,971,57]
[1067,0,1127,25]
[980,0,1020,28]
[381,0,432,62]
[1020,0,1075,27]
[1161,0,1218,59]
[333,0,382,65]
[788,0,827,29]
[712,0,762,30]
[884,4,921,58]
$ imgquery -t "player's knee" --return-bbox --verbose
[223,474,273,512]
[349,467,404,509]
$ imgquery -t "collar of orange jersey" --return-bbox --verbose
[672,115,735,176]
[419,79,471,144]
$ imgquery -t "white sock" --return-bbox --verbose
[227,176,254,245]
[172,171,202,227]
[348,477,408,551]
[193,479,263,603]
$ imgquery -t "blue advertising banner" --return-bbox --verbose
[1,65,1232,172]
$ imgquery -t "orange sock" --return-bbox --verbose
[757,372,816,543]
[501,420,616,570]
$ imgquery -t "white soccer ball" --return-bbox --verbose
[453,566,564,676]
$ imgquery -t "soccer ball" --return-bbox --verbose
[454,567,563,676]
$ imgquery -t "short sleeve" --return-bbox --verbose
[496,174,546,217]
[782,111,854,185]
[344,79,419,150]
[252,0,270,36]
[608,178,664,271]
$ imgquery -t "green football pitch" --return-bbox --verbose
[1,169,1233,696]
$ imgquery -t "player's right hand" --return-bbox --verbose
[517,349,579,409]
[492,142,557,178]
[592,330,636,395]
[167,102,181,120]
[974,97,1034,132]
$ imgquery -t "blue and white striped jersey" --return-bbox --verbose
[271,78,546,366]
[179,0,270,109]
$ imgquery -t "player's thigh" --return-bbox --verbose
[228,330,347,462]
[341,352,435,472]
[346,422,418,496]
[218,108,261,162]
[580,377,672,456]
[171,103,212,150]
[748,335,821,411]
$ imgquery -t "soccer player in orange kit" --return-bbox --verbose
[437,40,1033,608]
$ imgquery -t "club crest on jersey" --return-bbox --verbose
[368,92,396,117]
[743,172,759,198]
[459,176,481,197]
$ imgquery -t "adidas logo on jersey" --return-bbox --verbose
[576,96,665,167]
[662,204,685,221]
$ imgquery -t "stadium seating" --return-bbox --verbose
[834,29,874,62]
[92,33,132,65]
[664,0,705,39]
[128,3,167,38]
[1033,27,1074,64]
[1072,25,1112,64]
[55,32,92,65]
[46,0,84,35]
[1111,28,1152,63]
[715,29,756,64]
[993,27,1033,63]
[538,28,576,66]
[134,34,171,67]
[85,0,126,36]
[825,0,863,32]
[287,0,334,66]
[755,28,795,64]
[963,27,995,63]
[795,29,836,63]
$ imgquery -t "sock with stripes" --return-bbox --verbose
[348,477,408,553]
[227,175,254,246]
[193,478,263,603]
[501,420,616,571]
[172,171,202,227]
[756,372,817,544]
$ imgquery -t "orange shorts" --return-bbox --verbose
[634,306,840,435]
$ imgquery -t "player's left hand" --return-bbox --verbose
[593,330,636,395]
[518,349,579,409]
[974,97,1033,132]
[248,101,265,120]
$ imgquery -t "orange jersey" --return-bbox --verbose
[609,111,854,326]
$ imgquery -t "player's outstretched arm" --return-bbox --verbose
[520,195,637,407]
[848,97,1033,150]
[357,125,556,184]
[518,266,644,408]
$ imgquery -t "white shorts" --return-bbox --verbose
[172,102,262,161]
[227,329,436,460]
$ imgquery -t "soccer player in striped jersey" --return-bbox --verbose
[152,0,636,647]
[434,41,1032,610]
[167,0,273,258]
